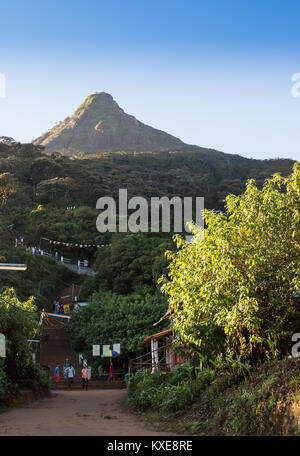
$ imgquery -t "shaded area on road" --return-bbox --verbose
[0,390,178,436]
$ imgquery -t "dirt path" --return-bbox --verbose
[0,390,178,436]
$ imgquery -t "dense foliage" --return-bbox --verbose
[0,141,295,244]
[0,245,79,311]
[79,232,172,299]
[160,164,300,365]
[0,289,49,401]
[66,290,168,368]
[0,138,298,418]
[128,363,214,413]
[128,358,300,435]
[67,232,171,368]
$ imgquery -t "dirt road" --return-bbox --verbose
[0,389,177,436]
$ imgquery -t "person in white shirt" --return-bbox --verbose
[67,364,75,389]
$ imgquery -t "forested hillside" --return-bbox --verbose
[0,140,295,237]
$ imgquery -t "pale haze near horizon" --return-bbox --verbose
[0,1,299,161]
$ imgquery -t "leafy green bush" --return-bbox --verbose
[127,369,169,410]
[0,364,9,401]
[127,364,215,414]
[21,361,50,392]
[0,289,50,402]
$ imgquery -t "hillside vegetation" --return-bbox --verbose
[0,94,298,428]
[128,164,300,435]
[128,358,300,435]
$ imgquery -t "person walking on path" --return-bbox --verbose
[67,364,75,389]
[63,358,70,383]
[59,300,64,315]
[124,370,129,387]
[55,300,60,314]
[54,363,60,390]
[82,366,89,391]
[107,361,115,383]
[53,298,60,314]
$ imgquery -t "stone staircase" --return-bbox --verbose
[38,313,125,390]
[38,313,81,382]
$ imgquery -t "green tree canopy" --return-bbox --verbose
[0,172,18,212]
[160,163,300,365]
[0,289,48,399]
[79,232,173,299]
[66,289,168,366]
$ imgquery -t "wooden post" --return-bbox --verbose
[151,339,159,373]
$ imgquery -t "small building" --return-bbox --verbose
[129,311,187,374]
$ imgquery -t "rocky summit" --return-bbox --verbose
[33,92,184,155]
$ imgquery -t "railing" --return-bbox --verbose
[36,251,72,263]
[39,251,81,266]
[42,252,52,258]
[129,341,179,374]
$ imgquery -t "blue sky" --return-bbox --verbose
[0,0,299,160]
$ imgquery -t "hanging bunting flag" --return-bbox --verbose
[40,237,108,249]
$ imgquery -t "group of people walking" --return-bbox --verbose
[14,236,44,255]
[14,236,25,247]
[52,297,77,315]
[54,358,90,391]
[52,297,62,315]
[54,358,119,391]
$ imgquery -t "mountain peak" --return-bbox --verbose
[33,93,183,155]
[81,92,116,107]
[88,91,114,99]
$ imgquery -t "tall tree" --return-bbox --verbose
[160,163,300,365]
[0,172,18,213]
